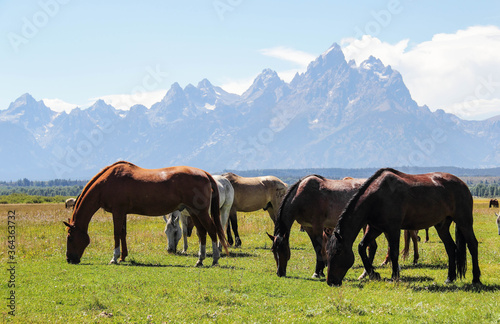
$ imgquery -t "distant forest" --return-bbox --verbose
[1,166,499,199]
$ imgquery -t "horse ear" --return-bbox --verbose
[266,232,275,242]
[63,221,71,228]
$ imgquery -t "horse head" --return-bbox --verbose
[165,211,182,253]
[326,231,354,286]
[63,221,90,264]
[267,232,290,277]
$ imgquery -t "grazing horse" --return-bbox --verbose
[64,161,228,267]
[222,172,287,247]
[326,168,481,286]
[165,175,234,253]
[496,212,500,235]
[164,210,193,254]
[65,198,76,209]
[490,199,499,208]
[268,175,366,278]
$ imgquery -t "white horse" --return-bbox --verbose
[164,175,234,254]
[65,198,76,209]
[496,212,500,235]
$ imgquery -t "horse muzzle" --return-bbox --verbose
[66,254,81,264]
[327,278,342,287]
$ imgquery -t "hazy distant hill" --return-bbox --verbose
[1,44,499,180]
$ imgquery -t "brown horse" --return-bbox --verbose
[64,161,228,266]
[268,175,367,278]
[326,168,481,286]
[490,199,499,208]
[222,172,287,247]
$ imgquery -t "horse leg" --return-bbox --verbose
[119,216,128,262]
[192,210,221,266]
[358,226,382,281]
[181,213,189,254]
[411,230,419,265]
[218,203,231,251]
[226,208,235,246]
[303,227,325,278]
[425,228,429,243]
[455,223,481,284]
[386,229,402,282]
[191,216,207,267]
[381,232,390,266]
[359,227,379,279]
[229,209,241,247]
[434,219,457,284]
[110,211,126,264]
[401,230,410,261]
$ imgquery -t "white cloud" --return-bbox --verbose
[42,98,79,113]
[259,46,316,83]
[259,46,316,66]
[90,89,167,110]
[220,76,255,95]
[43,89,169,112]
[341,26,500,120]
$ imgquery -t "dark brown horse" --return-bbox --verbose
[490,199,499,208]
[268,175,367,278]
[326,168,481,286]
[64,161,228,266]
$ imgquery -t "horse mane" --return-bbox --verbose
[274,174,326,236]
[335,168,400,231]
[72,161,134,219]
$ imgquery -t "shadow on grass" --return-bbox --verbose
[121,260,191,268]
[410,282,500,293]
[164,251,257,258]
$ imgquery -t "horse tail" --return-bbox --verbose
[455,225,467,279]
[208,173,228,255]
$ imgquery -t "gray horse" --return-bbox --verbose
[164,175,234,254]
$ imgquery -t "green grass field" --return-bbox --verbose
[1,199,499,323]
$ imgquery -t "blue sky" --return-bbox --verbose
[1,1,499,119]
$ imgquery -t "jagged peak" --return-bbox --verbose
[161,82,186,102]
[88,99,114,111]
[321,43,344,59]
[197,78,213,89]
[8,93,39,109]
[360,56,385,70]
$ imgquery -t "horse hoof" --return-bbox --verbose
[312,273,320,279]
[369,272,381,281]
[195,260,203,267]
[212,261,220,267]
[358,271,368,280]
[235,237,242,247]
[109,260,118,265]
[444,278,455,284]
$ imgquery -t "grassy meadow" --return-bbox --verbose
[1,199,499,323]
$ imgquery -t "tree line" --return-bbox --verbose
[469,183,500,198]
[0,174,498,199]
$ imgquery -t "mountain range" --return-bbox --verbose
[1,43,499,180]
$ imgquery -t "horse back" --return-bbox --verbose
[99,164,213,215]
[373,171,472,229]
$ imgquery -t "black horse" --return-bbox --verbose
[327,168,481,286]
